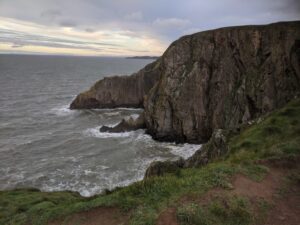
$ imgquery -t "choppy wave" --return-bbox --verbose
[168,143,201,159]
[134,131,201,159]
[103,111,121,116]
[124,113,140,120]
[50,104,75,116]
[93,107,143,112]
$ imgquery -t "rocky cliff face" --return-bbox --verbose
[70,60,161,109]
[71,21,300,144]
[144,21,300,143]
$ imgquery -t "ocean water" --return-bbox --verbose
[0,55,201,197]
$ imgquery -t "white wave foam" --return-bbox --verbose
[135,132,153,142]
[80,186,101,197]
[168,143,201,159]
[93,108,143,112]
[83,126,135,138]
[50,104,74,116]
[125,113,140,120]
[134,132,201,159]
[103,111,120,116]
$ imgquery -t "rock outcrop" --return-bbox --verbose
[70,60,161,109]
[144,21,300,143]
[100,114,145,133]
[144,158,185,178]
[144,129,230,178]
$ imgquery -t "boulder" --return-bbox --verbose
[184,129,229,168]
[100,113,145,133]
[144,158,185,178]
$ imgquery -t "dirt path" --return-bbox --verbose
[49,207,129,225]
[156,160,300,225]
[264,179,300,225]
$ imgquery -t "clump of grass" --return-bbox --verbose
[177,196,253,225]
[278,107,297,117]
[279,142,300,155]
[290,119,298,126]
[255,199,272,224]
[261,125,282,136]
[240,164,269,181]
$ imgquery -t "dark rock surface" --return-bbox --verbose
[184,129,229,168]
[100,114,145,133]
[70,60,161,109]
[144,158,185,178]
[144,129,230,178]
[144,21,300,143]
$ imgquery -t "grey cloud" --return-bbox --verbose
[125,12,143,21]
[153,18,190,29]
[0,28,122,50]
[85,28,95,33]
[59,20,77,27]
[40,9,61,19]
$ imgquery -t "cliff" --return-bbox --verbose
[144,21,300,143]
[71,21,300,143]
[70,60,161,109]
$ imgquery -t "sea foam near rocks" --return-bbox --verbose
[83,126,135,138]
[50,104,75,117]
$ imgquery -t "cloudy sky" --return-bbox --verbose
[0,0,299,56]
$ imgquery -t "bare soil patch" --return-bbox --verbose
[49,207,129,225]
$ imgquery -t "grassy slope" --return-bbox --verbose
[1,99,299,225]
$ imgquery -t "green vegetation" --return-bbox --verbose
[177,196,253,225]
[1,99,299,225]
[177,196,272,225]
[228,98,300,163]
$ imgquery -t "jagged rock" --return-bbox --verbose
[184,129,229,168]
[144,129,229,178]
[70,60,161,109]
[144,21,300,143]
[100,113,145,133]
[144,158,185,178]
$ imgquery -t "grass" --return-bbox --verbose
[176,196,273,225]
[177,196,253,225]
[228,98,300,163]
[0,98,299,225]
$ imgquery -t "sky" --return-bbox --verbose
[0,0,299,56]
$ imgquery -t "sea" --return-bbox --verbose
[0,54,201,197]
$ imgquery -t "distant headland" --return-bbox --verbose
[126,56,159,60]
